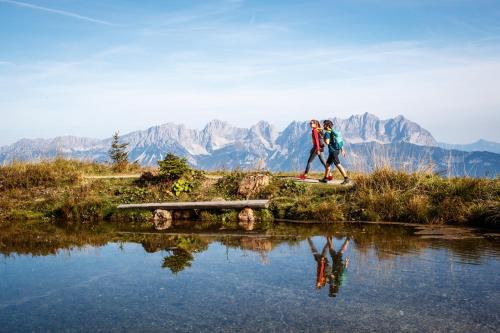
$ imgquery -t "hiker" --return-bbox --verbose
[326,236,350,298]
[300,120,327,180]
[321,120,350,184]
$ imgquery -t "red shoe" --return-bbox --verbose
[327,175,333,181]
[298,174,307,180]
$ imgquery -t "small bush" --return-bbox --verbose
[172,179,193,197]
[158,153,192,181]
[215,170,245,198]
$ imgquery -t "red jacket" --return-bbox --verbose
[311,128,322,152]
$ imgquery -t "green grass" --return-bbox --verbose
[0,160,498,228]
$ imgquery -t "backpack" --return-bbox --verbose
[329,130,344,151]
[318,129,326,148]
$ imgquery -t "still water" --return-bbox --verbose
[0,222,499,332]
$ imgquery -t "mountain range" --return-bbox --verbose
[438,139,500,154]
[1,113,499,177]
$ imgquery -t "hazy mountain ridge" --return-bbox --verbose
[438,139,500,154]
[1,113,498,177]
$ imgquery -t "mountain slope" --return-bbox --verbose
[438,139,500,154]
[1,114,498,177]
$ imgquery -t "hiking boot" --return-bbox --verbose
[341,178,351,185]
[298,174,307,180]
[319,178,329,183]
[327,175,333,181]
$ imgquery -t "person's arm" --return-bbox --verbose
[341,147,346,157]
[324,131,331,146]
[340,239,349,254]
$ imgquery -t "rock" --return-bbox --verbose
[239,220,255,231]
[238,207,255,230]
[153,209,172,230]
[238,174,271,198]
[173,210,191,220]
[139,170,159,182]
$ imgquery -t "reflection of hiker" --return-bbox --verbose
[326,236,350,298]
[307,237,331,289]
[321,120,350,185]
[307,237,350,297]
[300,120,327,180]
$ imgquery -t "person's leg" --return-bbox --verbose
[321,243,329,258]
[332,151,349,181]
[323,164,331,180]
[304,148,317,175]
[337,164,348,178]
[307,237,319,256]
[318,151,332,178]
[322,153,334,181]
[327,236,333,250]
[317,151,327,169]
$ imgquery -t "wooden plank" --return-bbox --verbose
[117,200,269,210]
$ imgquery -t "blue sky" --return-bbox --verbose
[1,0,500,145]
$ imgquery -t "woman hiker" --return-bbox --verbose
[299,119,328,180]
[321,120,350,185]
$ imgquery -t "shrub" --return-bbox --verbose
[215,170,245,198]
[158,153,192,181]
[172,179,193,197]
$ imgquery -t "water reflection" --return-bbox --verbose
[1,221,499,266]
[1,221,499,332]
[307,237,350,297]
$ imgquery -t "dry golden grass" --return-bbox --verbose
[0,159,498,227]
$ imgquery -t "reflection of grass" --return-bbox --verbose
[2,221,499,267]
[1,159,498,227]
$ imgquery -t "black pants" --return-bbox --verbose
[304,147,327,174]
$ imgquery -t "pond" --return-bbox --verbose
[0,221,499,332]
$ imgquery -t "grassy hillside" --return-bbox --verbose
[0,159,498,228]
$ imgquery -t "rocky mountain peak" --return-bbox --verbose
[2,114,494,177]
